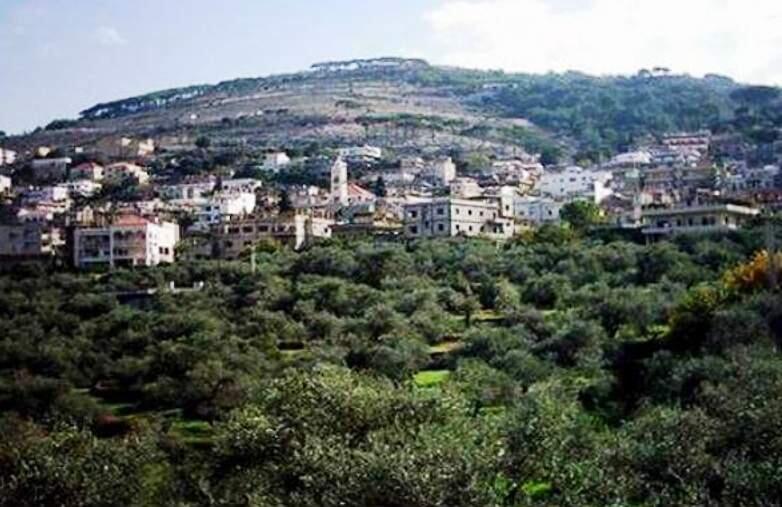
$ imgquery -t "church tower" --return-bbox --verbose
[331,156,349,206]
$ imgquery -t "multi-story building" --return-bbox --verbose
[213,211,334,257]
[403,197,514,240]
[641,165,715,194]
[193,192,256,229]
[514,196,565,226]
[538,166,613,203]
[0,148,17,166]
[723,165,780,194]
[70,162,105,181]
[105,162,150,185]
[0,223,63,259]
[73,215,179,268]
[641,203,759,237]
[661,131,711,155]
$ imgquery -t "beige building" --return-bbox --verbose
[403,197,514,240]
[0,223,63,259]
[642,203,759,237]
[94,136,155,159]
[214,212,334,258]
[105,163,150,185]
[73,215,179,268]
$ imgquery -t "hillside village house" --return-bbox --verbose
[641,203,759,237]
[538,166,613,203]
[0,223,63,259]
[0,175,11,194]
[70,162,104,181]
[263,152,291,172]
[73,214,179,268]
[193,191,257,230]
[0,148,17,166]
[94,136,155,159]
[403,197,514,240]
[422,157,457,186]
[212,211,334,258]
[105,163,150,185]
[514,196,565,226]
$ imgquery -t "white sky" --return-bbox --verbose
[424,0,782,83]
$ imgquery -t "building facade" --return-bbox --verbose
[73,215,179,268]
[403,198,514,240]
[641,203,759,237]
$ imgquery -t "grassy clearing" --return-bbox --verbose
[414,370,451,388]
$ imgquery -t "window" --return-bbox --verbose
[468,209,473,216]
[242,226,254,233]
[409,225,418,234]
[409,210,418,219]
[437,223,445,232]
[258,225,269,232]
[437,208,445,215]
[468,226,473,232]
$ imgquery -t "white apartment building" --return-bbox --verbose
[0,175,11,194]
[193,192,256,229]
[538,166,613,203]
[642,203,759,237]
[403,197,514,240]
[0,148,17,166]
[73,215,179,268]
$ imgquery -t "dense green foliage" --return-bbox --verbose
[2,227,782,505]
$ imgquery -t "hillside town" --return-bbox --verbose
[0,128,774,268]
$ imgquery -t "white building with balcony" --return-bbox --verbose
[73,215,179,268]
[641,203,759,237]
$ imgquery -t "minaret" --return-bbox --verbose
[331,156,348,206]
